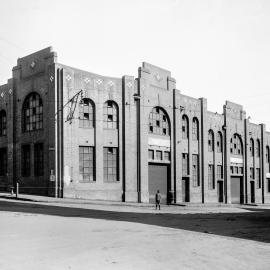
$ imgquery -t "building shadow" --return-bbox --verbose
[0,200,270,243]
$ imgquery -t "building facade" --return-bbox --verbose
[0,47,269,204]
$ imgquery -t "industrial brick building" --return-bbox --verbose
[0,47,269,204]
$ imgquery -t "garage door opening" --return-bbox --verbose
[230,176,244,204]
[148,163,169,204]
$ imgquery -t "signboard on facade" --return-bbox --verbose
[230,157,243,164]
[148,137,170,148]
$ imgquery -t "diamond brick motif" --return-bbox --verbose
[154,73,162,82]
[127,81,133,88]
[96,78,103,85]
[1,92,4,98]
[84,77,90,84]
[30,61,36,69]
[9,89,12,94]
[108,80,114,87]
[66,74,72,81]
[50,76,54,82]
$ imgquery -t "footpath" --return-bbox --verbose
[0,191,269,214]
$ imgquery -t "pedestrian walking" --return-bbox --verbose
[155,190,162,210]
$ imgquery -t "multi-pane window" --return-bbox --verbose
[148,150,154,160]
[164,151,170,161]
[217,165,223,179]
[79,99,94,128]
[250,138,254,157]
[256,168,261,189]
[256,139,260,157]
[148,107,170,136]
[156,151,162,160]
[266,146,270,173]
[79,146,95,182]
[103,147,118,182]
[266,146,270,163]
[34,143,43,176]
[103,101,118,129]
[192,118,199,141]
[208,164,215,189]
[21,145,31,176]
[192,154,199,186]
[0,110,7,136]
[22,92,43,132]
[216,132,223,153]
[208,130,214,152]
[250,167,255,179]
[182,115,189,139]
[182,153,189,176]
[230,134,243,155]
[0,147,7,176]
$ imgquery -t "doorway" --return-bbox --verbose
[148,163,169,204]
[217,181,224,203]
[182,177,190,202]
[250,181,255,203]
[230,176,244,204]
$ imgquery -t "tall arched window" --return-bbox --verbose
[250,138,254,157]
[22,92,43,132]
[103,100,118,129]
[208,130,214,152]
[182,115,189,139]
[148,107,170,136]
[256,139,260,157]
[230,134,243,155]
[266,146,270,164]
[79,98,95,128]
[217,131,223,153]
[0,110,7,136]
[192,117,199,141]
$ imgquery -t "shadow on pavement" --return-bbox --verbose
[0,200,270,243]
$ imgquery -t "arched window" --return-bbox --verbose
[250,138,254,157]
[182,115,189,139]
[230,134,243,155]
[217,131,223,153]
[149,107,170,136]
[256,139,260,157]
[79,98,94,128]
[22,92,43,132]
[208,130,214,152]
[0,110,7,136]
[266,146,270,164]
[103,101,118,129]
[192,117,199,141]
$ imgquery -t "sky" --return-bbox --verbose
[0,0,269,128]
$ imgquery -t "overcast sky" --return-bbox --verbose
[0,0,269,128]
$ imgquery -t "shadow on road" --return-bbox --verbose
[1,200,270,243]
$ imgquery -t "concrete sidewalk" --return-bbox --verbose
[1,192,269,215]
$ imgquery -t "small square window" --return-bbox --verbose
[230,166,234,174]
[156,151,162,160]
[162,128,166,135]
[108,114,113,121]
[148,150,154,160]
[156,120,160,127]
[107,101,113,107]
[149,126,153,132]
[83,113,89,120]
[164,151,170,161]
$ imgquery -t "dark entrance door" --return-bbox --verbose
[182,177,190,202]
[231,176,244,204]
[148,164,169,204]
[250,181,255,203]
[217,181,223,203]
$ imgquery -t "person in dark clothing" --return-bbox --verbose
[155,190,162,210]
